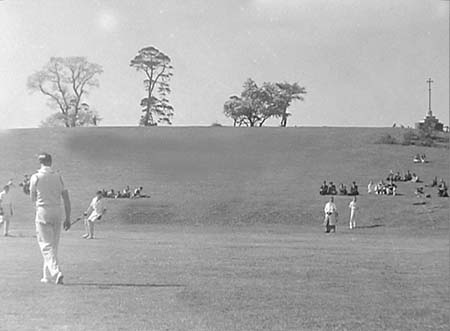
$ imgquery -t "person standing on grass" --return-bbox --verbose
[83,190,107,239]
[348,196,358,229]
[0,185,13,236]
[30,153,71,285]
[323,196,338,233]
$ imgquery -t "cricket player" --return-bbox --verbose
[0,185,13,236]
[348,196,358,229]
[323,196,338,233]
[83,190,107,239]
[30,153,71,285]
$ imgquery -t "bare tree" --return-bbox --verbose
[130,46,174,126]
[27,57,103,127]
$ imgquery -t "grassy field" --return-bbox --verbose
[0,127,448,330]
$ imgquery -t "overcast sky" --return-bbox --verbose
[0,0,448,129]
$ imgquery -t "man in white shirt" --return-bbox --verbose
[0,185,13,236]
[323,197,338,233]
[30,153,71,285]
[348,196,358,229]
[83,190,106,239]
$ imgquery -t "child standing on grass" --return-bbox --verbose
[348,196,358,229]
[83,190,106,239]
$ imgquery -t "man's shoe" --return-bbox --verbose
[82,234,89,239]
[40,278,51,284]
[55,272,64,285]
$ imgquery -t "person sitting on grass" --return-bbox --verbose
[338,183,347,195]
[82,190,107,239]
[375,180,385,195]
[320,181,328,195]
[430,176,438,187]
[328,182,337,195]
[438,180,448,197]
[386,170,394,182]
[413,154,421,163]
[349,181,359,195]
[122,186,131,198]
[415,186,424,197]
[132,186,141,198]
[404,170,412,182]
[411,173,421,183]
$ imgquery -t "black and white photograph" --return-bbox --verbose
[0,1,449,330]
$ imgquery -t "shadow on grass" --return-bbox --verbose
[357,224,385,229]
[4,233,37,238]
[64,283,185,288]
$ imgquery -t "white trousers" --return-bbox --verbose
[349,210,356,228]
[35,207,63,279]
[1,215,10,235]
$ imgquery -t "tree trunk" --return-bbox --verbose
[281,113,287,127]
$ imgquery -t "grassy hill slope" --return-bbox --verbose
[0,127,448,233]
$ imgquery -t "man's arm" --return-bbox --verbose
[29,174,38,203]
[62,189,71,230]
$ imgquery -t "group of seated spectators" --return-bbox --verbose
[320,181,359,196]
[386,170,421,183]
[413,153,428,163]
[415,178,448,198]
[368,180,397,196]
[101,186,150,199]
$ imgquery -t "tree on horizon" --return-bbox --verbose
[223,79,306,127]
[130,46,174,126]
[27,57,103,127]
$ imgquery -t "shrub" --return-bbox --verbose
[211,122,223,127]
[375,133,398,145]
[402,130,419,145]
[402,129,435,147]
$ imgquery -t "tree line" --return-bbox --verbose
[27,46,306,128]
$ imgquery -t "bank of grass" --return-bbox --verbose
[0,127,448,230]
[0,127,448,330]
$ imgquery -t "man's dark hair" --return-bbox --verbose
[38,153,52,166]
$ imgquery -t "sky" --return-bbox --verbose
[0,0,448,129]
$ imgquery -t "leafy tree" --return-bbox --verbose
[224,79,306,127]
[130,46,174,126]
[27,57,103,127]
[223,79,273,127]
[273,82,306,127]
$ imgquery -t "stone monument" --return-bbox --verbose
[415,78,444,132]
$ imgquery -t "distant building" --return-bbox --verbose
[415,110,444,132]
